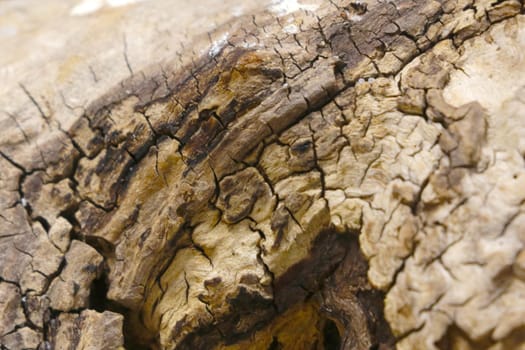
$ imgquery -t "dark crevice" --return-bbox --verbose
[268,336,281,350]
[58,206,82,241]
[323,318,342,350]
[87,267,151,349]
[89,272,109,313]
[34,216,50,232]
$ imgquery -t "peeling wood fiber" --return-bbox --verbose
[1,0,525,349]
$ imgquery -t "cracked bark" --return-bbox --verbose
[1,0,525,349]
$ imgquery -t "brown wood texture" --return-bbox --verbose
[1,0,525,349]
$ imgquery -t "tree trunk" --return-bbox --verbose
[1,0,524,349]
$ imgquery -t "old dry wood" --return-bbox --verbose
[1,0,525,349]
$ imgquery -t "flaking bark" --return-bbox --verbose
[1,0,525,349]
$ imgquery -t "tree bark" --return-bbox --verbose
[1,0,525,349]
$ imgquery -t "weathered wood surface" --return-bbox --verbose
[1,0,525,349]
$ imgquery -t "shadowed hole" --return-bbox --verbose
[323,319,341,350]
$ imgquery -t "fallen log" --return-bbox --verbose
[1,0,524,349]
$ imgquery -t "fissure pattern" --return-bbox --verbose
[1,0,524,349]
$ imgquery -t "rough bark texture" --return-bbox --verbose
[1,0,525,349]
